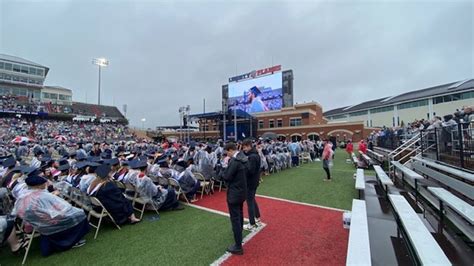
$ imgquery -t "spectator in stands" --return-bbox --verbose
[358,139,367,154]
[12,174,89,256]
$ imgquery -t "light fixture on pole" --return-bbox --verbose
[141,118,146,130]
[92,58,109,105]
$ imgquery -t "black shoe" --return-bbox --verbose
[226,244,243,255]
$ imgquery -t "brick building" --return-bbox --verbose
[159,102,368,142]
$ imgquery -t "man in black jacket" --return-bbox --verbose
[242,139,261,231]
[223,142,247,255]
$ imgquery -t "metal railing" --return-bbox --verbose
[420,122,473,171]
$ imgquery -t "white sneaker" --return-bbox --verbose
[315,158,321,162]
[243,223,257,231]
[255,218,263,226]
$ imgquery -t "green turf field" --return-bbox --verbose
[1,207,238,266]
[257,148,373,210]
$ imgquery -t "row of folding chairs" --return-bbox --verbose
[112,181,160,220]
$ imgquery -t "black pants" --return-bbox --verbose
[246,188,260,225]
[323,166,331,179]
[227,201,244,248]
[291,156,299,167]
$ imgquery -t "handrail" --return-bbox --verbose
[388,132,420,156]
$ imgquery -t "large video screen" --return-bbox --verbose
[228,72,282,113]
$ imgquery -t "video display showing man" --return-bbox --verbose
[247,86,268,113]
[228,72,282,114]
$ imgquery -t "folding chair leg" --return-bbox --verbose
[94,215,103,240]
[139,204,146,220]
[22,230,35,265]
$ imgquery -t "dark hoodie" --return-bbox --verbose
[224,151,248,204]
[245,147,261,190]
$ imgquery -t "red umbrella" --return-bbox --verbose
[11,136,34,143]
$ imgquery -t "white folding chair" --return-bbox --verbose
[88,196,121,239]
[22,228,40,265]
[194,172,212,199]
[168,178,189,203]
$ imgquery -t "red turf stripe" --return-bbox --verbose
[194,191,348,266]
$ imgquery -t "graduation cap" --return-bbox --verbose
[39,156,52,163]
[104,158,120,166]
[76,152,87,161]
[2,156,16,168]
[129,159,147,169]
[57,159,70,172]
[95,164,111,179]
[176,160,187,168]
[12,165,26,173]
[23,166,40,177]
[100,152,112,160]
[88,156,104,164]
[33,147,44,156]
[76,161,100,169]
[25,175,47,186]
[157,159,168,168]
[249,86,262,96]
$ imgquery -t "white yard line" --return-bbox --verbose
[184,203,266,266]
[256,194,348,212]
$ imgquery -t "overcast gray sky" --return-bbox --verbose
[1,0,472,127]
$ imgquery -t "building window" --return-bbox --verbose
[349,110,368,117]
[371,106,394,113]
[397,99,428,110]
[433,91,474,104]
[29,67,37,75]
[13,64,21,72]
[332,114,347,120]
[277,119,283,127]
[258,120,264,129]
[20,66,29,74]
[269,120,274,128]
[37,69,44,77]
[290,118,302,127]
[59,94,71,101]
[4,63,12,71]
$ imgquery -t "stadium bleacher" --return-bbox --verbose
[347,112,473,264]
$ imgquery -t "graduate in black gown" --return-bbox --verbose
[88,164,140,225]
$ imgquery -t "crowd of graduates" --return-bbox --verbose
[0,116,336,258]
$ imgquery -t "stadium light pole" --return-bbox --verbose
[141,118,146,130]
[92,58,109,105]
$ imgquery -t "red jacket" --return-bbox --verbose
[346,143,353,154]
[359,141,367,154]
